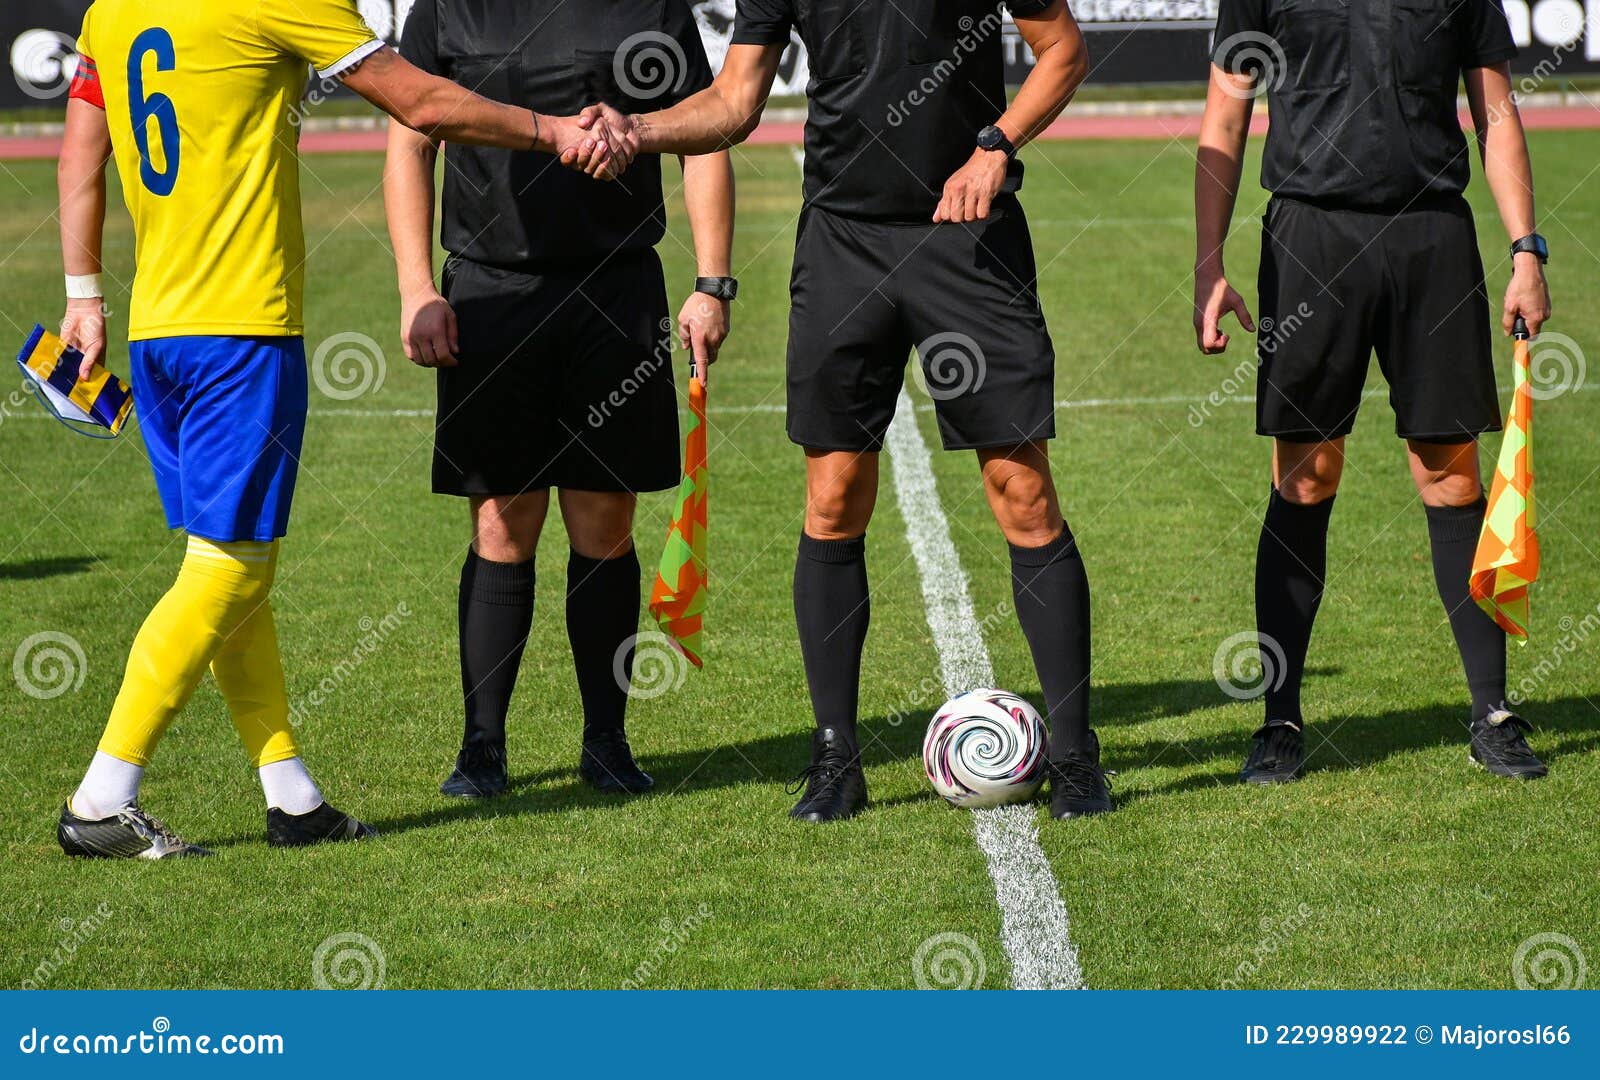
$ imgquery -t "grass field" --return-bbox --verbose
[1,131,1597,990]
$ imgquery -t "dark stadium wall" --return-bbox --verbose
[5,0,1599,110]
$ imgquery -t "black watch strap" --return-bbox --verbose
[1510,233,1549,264]
[695,276,738,301]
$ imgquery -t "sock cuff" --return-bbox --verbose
[465,549,536,605]
[568,545,640,577]
[183,536,279,583]
[799,532,866,564]
[1009,525,1080,568]
[1268,486,1336,521]
[1425,497,1489,542]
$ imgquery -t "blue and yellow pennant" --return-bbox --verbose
[16,325,134,438]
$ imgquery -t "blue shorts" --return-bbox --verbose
[128,336,308,543]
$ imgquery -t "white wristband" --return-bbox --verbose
[65,273,103,300]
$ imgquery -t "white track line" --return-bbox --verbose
[884,388,1085,991]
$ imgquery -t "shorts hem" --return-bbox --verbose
[939,430,1057,452]
[786,433,886,454]
[432,478,678,497]
[1397,424,1502,442]
[1256,426,1355,442]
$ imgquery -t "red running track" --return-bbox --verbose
[3,106,1596,160]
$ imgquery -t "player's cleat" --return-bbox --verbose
[266,803,377,847]
[1240,719,1305,785]
[787,726,868,823]
[579,732,655,794]
[1469,709,1548,779]
[439,742,509,799]
[1047,732,1113,819]
[57,802,212,859]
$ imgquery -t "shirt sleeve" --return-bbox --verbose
[1211,0,1270,74]
[665,0,714,101]
[731,0,794,46]
[70,6,105,109]
[1458,0,1518,68]
[254,0,387,79]
[1006,1,1056,17]
[398,0,442,76]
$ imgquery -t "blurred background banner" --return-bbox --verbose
[7,0,1600,110]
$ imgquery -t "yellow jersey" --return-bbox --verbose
[74,1,381,341]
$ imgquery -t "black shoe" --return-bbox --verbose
[439,742,508,799]
[1470,709,1548,779]
[1047,732,1113,819]
[58,802,212,860]
[267,802,377,848]
[579,732,655,794]
[1240,719,1304,785]
[787,727,868,823]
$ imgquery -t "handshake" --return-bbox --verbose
[546,104,644,182]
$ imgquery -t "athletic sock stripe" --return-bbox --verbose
[884,390,1086,991]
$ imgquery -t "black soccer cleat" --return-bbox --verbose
[787,726,868,823]
[1240,719,1305,785]
[267,802,377,848]
[1047,731,1113,819]
[439,742,509,799]
[579,731,655,794]
[1469,709,1548,779]
[57,802,212,860]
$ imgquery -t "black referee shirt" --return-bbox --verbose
[1213,0,1518,211]
[401,0,713,268]
[732,0,1054,222]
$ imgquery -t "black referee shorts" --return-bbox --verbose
[784,202,1057,452]
[1256,196,1501,443]
[433,252,680,497]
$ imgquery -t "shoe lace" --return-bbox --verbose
[1481,712,1535,752]
[786,756,846,797]
[121,805,183,846]
[1250,722,1301,764]
[1049,757,1108,801]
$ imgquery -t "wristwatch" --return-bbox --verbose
[976,124,1017,159]
[694,276,738,301]
[1510,233,1549,264]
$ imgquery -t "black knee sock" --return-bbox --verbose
[459,549,536,749]
[1256,488,1335,726]
[1010,526,1093,759]
[1425,498,1507,720]
[794,533,870,750]
[567,547,641,743]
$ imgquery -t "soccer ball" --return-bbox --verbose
[922,689,1048,809]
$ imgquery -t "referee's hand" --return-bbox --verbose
[678,292,729,385]
[401,288,460,368]
[1193,269,1255,355]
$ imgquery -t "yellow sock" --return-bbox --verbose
[210,595,299,766]
[97,537,296,767]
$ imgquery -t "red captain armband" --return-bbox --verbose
[68,54,105,109]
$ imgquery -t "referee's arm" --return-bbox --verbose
[677,151,735,381]
[628,43,785,156]
[1192,63,1258,355]
[384,121,458,368]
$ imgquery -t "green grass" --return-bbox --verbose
[2,132,1598,990]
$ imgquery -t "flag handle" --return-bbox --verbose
[1513,316,1530,340]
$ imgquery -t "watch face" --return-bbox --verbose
[977,125,1003,150]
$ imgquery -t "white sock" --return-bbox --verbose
[71,751,144,819]
[258,757,324,815]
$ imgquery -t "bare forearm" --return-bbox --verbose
[384,121,441,297]
[1195,77,1254,272]
[1479,109,1536,241]
[58,156,106,277]
[637,84,759,155]
[682,152,734,276]
[1001,27,1088,146]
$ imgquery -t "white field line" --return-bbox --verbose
[884,387,1085,991]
